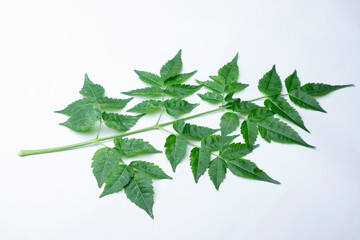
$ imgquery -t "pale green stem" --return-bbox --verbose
[19,107,223,157]
[95,120,103,139]
[18,93,279,157]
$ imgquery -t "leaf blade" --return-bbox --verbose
[190,147,211,183]
[124,171,154,219]
[208,157,227,190]
[220,112,240,136]
[160,50,183,80]
[289,89,326,113]
[257,117,314,148]
[102,113,144,131]
[129,161,172,180]
[227,158,280,184]
[258,65,282,96]
[164,134,187,172]
[91,147,121,188]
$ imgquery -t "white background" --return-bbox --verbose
[1,0,359,239]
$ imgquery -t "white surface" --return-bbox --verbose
[1,0,360,239]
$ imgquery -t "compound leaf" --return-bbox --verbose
[100,164,133,198]
[127,100,163,114]
[198,91,223,104]
[241,120,258,146]
[300,83,354,97]
[264,96,309,132]
[164,99,199,117]
[285,70,301,93]
[257,117,314,148]
[102,112,144,131]
[91,147,121,188]
[227,159,280,184]
[114,137,162,157]
[190,147,211,183]
[160,50,182,80]
[164,84,202,98]
[258,65,282,96]
[164,134,187,172]
[289,89,326,113]
[129,161,172,180]
[134,70,163,87]
[208,157,227,190]
[122,86,163,97]
[124,171,154,219]
[220,112,240,136]
[79,73,105,100]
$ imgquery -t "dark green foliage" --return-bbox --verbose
[40,50,352,218]
[258,65,282,96]
[56,74,132,131]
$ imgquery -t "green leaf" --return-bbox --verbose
[225,99,261,113]
[59,105,101,131]
[164,71,197,86]
[196,80,225,93]
[79,73,105,100]
[190,147,211,183]
[264,96,309,132]
[248,108,275,123]
[173,119,186,133]
[91,147,121,188]
[220,112,240,136]
[208,157,227,190]
[160,50,182,80]
[224,82,249,93]
[100,164,133,198]
[201,134,239,151]
[227,159,280,184]
[102,112,144,131]
[97,97,133,109]
[220,143,257,160]
[134,70,163,87]
[198,91,223,104]
[129,161,172,180]
[289,89,326,113]
[127,100,163,113]
[56,98,97,116]
[218,53,239,84]
[257,117,314,148]
[114,137,162,157]
[124,171,154,219]
[164,134,187,172]
[285,70,301,93]
[241,120,258,146]
[164,84,202,98]
[122,86,163,97]
[258,65,282,96]
[209,75,225,85]
[300,83,354,97]
[173,120,219,140]
[164,99,199,117]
